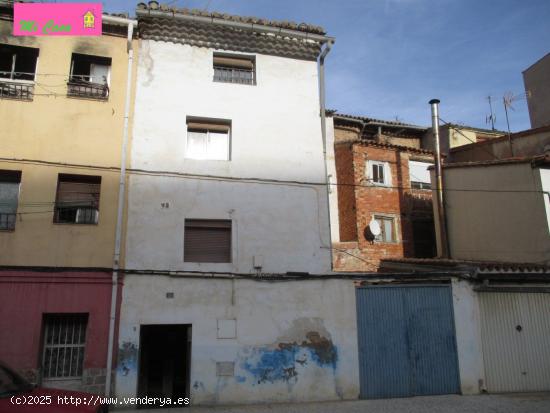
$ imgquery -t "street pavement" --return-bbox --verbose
[126,392,550,413]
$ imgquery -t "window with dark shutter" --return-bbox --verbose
[184,219,232,263]
[54,174,101,224]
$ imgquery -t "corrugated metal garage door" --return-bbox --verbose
[356,285,460,399]
[479,292,550,392]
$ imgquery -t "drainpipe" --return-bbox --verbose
[319,39,335,269]
[104,16,137,397]
[429,99,450,258]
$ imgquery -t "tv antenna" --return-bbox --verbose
[486,95,496,131]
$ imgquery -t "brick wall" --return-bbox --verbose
[332,131,435,271]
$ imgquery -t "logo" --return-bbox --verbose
[14,3,102,36]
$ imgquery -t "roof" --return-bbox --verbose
[136,2,329,60]
[438,153,549,169]
[381,258,550,275]
[330,111,429,131]
[137,1,326,35]
[340,139,434,156]
[443,123,505,136]
[450,124,550,153]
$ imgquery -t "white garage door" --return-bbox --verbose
[479,292,550,392]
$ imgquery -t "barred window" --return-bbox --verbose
[213,54,255,85]
[42,314,88,379]
[0,170,21,231]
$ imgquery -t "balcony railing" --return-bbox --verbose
[213,66,255,85]
[67,80,109,100]
[0,213,16,231]
[0,80,34,101]
[54,206,99,225]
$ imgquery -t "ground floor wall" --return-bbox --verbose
[0,269,121,394]
[115,276,360,405]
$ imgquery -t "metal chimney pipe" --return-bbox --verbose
[429,99,450,258]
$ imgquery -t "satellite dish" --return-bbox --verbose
[368,219,381,236]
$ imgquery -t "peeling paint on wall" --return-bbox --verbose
[117,342,137,376]
[237,318,338,386]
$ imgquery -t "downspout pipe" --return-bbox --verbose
[429,99,450,258]
[105,16,137,397]
[319,39,335,269]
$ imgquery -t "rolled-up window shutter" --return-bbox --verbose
[56,175,101,208]
[187,122,230,132]
[184,220,231,263]
[213,56,253,70]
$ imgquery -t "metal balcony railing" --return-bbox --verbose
[67,80,109,100]
[0,80,34,101]
[0,213,16,231]
[213,66,255,85]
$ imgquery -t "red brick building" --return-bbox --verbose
[327,113,436,271]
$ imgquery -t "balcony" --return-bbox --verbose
[67,80,109,100]
[0,80,34,101]
[0,213,16,231]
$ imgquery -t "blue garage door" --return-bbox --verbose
[356,285,460,399]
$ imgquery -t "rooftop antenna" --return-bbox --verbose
[502,91,528,157]
[486,95,496,131]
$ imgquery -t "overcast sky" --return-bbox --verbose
[102,0,550,132]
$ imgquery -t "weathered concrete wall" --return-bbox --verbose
[451,278,485,394]
[116,277,360,405]
[523,53,550,129]
[433,163,550,263]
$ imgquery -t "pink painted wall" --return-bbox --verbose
[0,270,122,373]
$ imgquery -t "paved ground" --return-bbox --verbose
[127,393,550,413]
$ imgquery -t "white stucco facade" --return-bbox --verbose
[117,37,338,404]
[125,40,331,274]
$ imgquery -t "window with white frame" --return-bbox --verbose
[366,160,391,186]
[409,160,432,189]
[41,314,88,379]
[374,215,397,243]
[186,118,231,161]
[0,44,38,100]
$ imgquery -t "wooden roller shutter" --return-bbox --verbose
[184,219,232,263]
[56,174,101,208]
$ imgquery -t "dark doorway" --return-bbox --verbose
[412,219,436,258]
[138,324,191,407]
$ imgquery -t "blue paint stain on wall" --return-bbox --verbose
[235,376,246,383]
[239,332,338,385]
[117,342,138,376]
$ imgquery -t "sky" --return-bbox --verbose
[100,0,550,132]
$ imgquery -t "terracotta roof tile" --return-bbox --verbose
[137,2,326,35]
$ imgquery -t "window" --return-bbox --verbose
[0,44,38,100]
[186,118,231,160]
[184,219,232,263]
[367,160,391,186]
[409,160,432,190]
[54,174,101,224]
[213,53,255,85]
[0,170,21,231]
[374,215,396,243]
[67,53,111,100]
[41,314,88,379]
